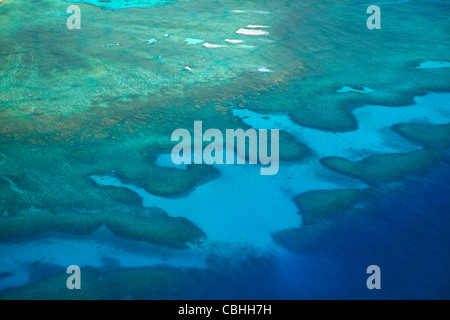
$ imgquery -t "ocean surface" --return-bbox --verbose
[0,0,449,299]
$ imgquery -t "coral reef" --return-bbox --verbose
[320,151,436,186]
[294,189,368,225]
[0,207,205,248]
[0,265,193,299]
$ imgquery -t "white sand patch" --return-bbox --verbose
[184,38,204,45]
[236,29,269,36]
[203,43,226,48]
[225,39,244,44]
[337,86,374,94]
[247,25,269,28]
[145,38,158,45]
[416,61,450,69]
[258,67,273,73]
[232,10,270,14]
[103,42,121,47]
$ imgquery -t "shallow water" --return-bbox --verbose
[0,0,449,299]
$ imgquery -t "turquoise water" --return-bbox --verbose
[0,0,449,299]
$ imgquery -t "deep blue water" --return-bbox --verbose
[191,155,450,300]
